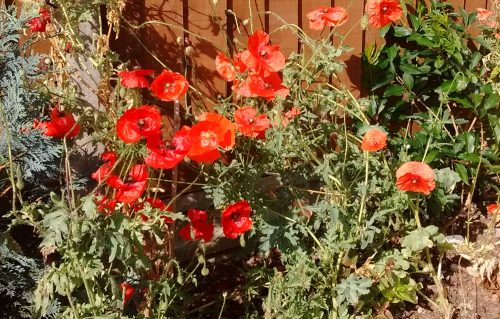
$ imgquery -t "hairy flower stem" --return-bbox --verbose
[357,151,370,226]
[411,197,451,318]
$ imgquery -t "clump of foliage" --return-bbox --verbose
[0,0,498,319]
[363,0,499,209]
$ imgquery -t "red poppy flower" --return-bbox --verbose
[178,209,214,242]
[307,6,348,30]
[91,151,117,183]
[117,69,154,88]
[95,194,117,215]
[361,128,387,152]
[238,73,289,101]
[116,105,162,143]
[365,0,403,28]
[234,107,270,138]
[27,7,51,32]
[33,108,80,138]
[221,200,253,239]
[135,198,174,223]
[240,31,286,76]
[487,203,499,215]
[144,128,191,169]
[108,164,148,204]
[187,112,236,163]
[396,161,436,195]
[120,282,135,305]
[150,70,189,101]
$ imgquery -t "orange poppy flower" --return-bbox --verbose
[234,106,271,138]
[365,0,403,28]
[396,161,436,195]
[477,8,493,22]
[116,105,162,144]
[275,107,301,127]
[476,8,497,27]
[34,107,80,138]
[240,31,286,77]
[187,112,235,163]
[150,70,189,101]
[215,52,238,82]
[221,200,253,239]
[487,203,499,215]
[307,6,348,30]
[237,73,289,101]
[361,128,387,152]
[117,69,154,88]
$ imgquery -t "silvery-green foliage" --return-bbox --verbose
[0,6,61,190]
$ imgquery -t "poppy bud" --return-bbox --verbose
[201,267,209,276]
[185,46,194,57]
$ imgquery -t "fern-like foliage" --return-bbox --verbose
[0,6,61,192]
[0,238,60,319]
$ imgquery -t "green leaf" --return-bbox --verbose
[383,84,405,97]
[400,64,424,75]
[336,275,372,306]
[435,168,461,193]
[82,196,97,219]
[402,73,414,90]
[469,52,482,69]
[439,80,457,93]
[423,150,438,163]
[410,33,436,48]
[455,163,469,185]
[483,93,500,110]
[379,24,391,37]
[401,226,439,253]
[386,45,399,62]
[394,26,411,37]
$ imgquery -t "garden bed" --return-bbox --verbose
[1,1,499,318]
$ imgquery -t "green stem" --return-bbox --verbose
[411,197,450,317]
[357,152,370,226]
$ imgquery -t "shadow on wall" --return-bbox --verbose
[111,0,227,101]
